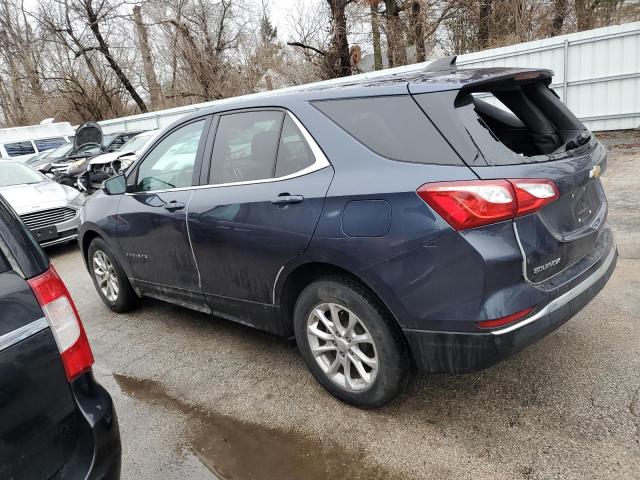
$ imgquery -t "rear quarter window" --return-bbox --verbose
[313,95,462,166]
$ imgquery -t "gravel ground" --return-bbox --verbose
[47,130,640,480]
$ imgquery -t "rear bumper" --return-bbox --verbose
[63,372,121,479]
[404,243,617,373]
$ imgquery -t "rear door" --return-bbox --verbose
[188,109,333,329]
[0,200,77,479]
[411,76,609,284]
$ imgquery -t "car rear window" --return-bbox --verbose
[34,137,66,152]
[3,141,35,157]
[456,81,587,166]
[313,95,462,165]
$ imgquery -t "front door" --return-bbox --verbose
[117,117,210,309]
[188,110,333,331]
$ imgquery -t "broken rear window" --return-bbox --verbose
[454,81,589,165]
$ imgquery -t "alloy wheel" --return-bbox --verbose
[92,250,119,302]
[306,303,379,392]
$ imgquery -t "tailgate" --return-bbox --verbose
[0,270,78,479]
[410,71,609,283]
[474,143,608,283]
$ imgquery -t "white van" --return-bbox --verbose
[0,120,75,162]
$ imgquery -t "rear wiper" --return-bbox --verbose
[565,132,591,151]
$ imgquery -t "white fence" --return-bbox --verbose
[99,21,640,134]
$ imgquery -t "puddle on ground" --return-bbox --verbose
[114,373,396,480]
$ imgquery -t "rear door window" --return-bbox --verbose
[3,141,35,157]
[209,111,284,184]
[275,116,315,177]
[34,137,66,152]
[313,95,462,165]
[0,250,9,274]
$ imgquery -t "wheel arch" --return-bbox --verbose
[275,261,403,339]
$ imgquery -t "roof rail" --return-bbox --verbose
[423,55,457,73]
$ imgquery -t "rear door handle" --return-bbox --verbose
[270,194,304,205]
[164,201,185,212]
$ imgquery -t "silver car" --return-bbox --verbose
[0,161,84,246]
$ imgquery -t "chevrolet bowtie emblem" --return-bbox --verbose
[589,164,601,178]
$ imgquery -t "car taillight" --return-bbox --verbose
[27,266,94,381]
[509,179,559,216]
[476,307,534,329]
[417,179,559,230]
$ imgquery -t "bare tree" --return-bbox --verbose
[133,5,162,109]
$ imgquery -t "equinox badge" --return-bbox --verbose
[533,257,561,274]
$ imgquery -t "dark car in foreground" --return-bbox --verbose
[78,58,616,408]
[0,195,120,478]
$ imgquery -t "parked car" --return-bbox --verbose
[78,58,617,408]
[0,161,84,246]
[78,129,160,193]
[27,142,88,174]
[50,124,145,187]
[0,120,74,161]
[0,194,120,479]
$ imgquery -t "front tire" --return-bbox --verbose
[88,238,139,313]
[294,276,409,408]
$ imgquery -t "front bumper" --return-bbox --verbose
[404,244,618,373]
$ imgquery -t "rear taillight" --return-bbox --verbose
[28,266,94,381]
[417,178,559,231]
[509,179,559,216]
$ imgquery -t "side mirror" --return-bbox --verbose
[103,173,127,195]
[45,173,55,180]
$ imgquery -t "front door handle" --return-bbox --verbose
[270,194,304,205]
[164,201,185,212]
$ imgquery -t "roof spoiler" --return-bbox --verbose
[424,55,457,74]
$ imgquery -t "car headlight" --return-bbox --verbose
[120,158,135,169]
[71,158,87,168]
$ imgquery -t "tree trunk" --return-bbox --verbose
[550,0,567,36]
[326,0,351,77]
[82,1,147,112]
[133,5,162,109]
[574,0,593,31]
[478,0,492,49]
[410,1,426,63]
[385,0,407,67]
[370,3,383,70]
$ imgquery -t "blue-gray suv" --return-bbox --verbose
[79,59,617,407]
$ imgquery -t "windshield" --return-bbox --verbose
[41,142,73,161]
[0,162,45,187]
[119,133,153,153]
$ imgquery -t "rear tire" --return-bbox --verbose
[88,238,139,313]
[294,276,409,408]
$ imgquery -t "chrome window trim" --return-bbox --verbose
[125,110,330,196]
[491,243,616,335]
[0,317,48,352]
